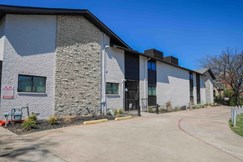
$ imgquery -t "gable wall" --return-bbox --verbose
[55,15,103,116]
[0,14,56,119]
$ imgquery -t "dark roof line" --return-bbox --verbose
[0,5,203,75]
[208,68,216,79]
[112,45,202,75]
[196,68,216,80]
[0,4,131,49]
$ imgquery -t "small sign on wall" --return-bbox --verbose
[3,86,14,99]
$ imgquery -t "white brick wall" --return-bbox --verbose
[156,61,190,108]
[106,47,125,110]
[0,14,56,119]
[139,56,148,110]
[204,71,214,104]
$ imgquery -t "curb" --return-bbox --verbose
[115,116,133,121]
[178,117,243,162]
[83,119,108,125]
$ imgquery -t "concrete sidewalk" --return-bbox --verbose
[0,106,243,162]
[0,125,65,161]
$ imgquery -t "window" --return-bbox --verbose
[18,75,46,93]
[189,72,194,101]
[148,86,156,96]
[196,74,201,103]
[106,83,119,94]
[148,86,157,106]
[148,60,156,71]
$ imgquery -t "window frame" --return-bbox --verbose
[148,60,156,71]
[18,74,47,93]
[148,86,156,96]
[196,74,201,103]
[189,72,194,97]
[106,82,119,95]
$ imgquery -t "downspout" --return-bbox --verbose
[122,78,126,111]
[101,33,110,115]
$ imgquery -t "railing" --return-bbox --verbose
[231,106,243,126]
[124,99,141,116]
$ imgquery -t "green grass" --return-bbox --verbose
[229,114,243,137]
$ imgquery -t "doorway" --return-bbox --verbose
[125,80,139,111]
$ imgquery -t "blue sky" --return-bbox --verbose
[1,0,243,70]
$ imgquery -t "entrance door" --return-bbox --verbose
[125,80,139,111]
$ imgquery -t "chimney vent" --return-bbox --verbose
[163,56,179,65]
[144,49,163,60]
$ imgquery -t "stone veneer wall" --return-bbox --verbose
[55,15,102,116]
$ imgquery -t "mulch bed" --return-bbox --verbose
[4,115,115,135]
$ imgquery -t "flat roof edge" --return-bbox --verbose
[112,45,202,75]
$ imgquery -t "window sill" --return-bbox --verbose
[18,92,47,96]
[106,94,120,97]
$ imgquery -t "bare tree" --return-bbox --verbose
[201,48,243,105]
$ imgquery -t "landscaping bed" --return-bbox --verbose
[146,103,219,114]
[4,115,115,135]
[229,114,243,137]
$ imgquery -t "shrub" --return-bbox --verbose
[196,105,201,109]
[241,98,243,106]
[118,109,124,115]
[175,106,180,111]
[22,118,37,130]
[48,115,58,125]
[148,107,154,113]
[166,101,173,111]
[224,89,233,98]
[114,109,119,116]
[28,113,37,122]
[159,108,164,113]
[229,97,237,106]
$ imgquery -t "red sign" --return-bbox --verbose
[3,86,14,99]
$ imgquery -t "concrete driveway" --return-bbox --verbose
[0,106,243,162]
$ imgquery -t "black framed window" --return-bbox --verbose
[148,60,157,106]
[148,61,156,71]
[106,83,119,94]
[148,86,156,96]
[18,75,46,93]
[148,60,157,86]
[196,74,201,103]
[189,72,194,101]
[148,86,157,106]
